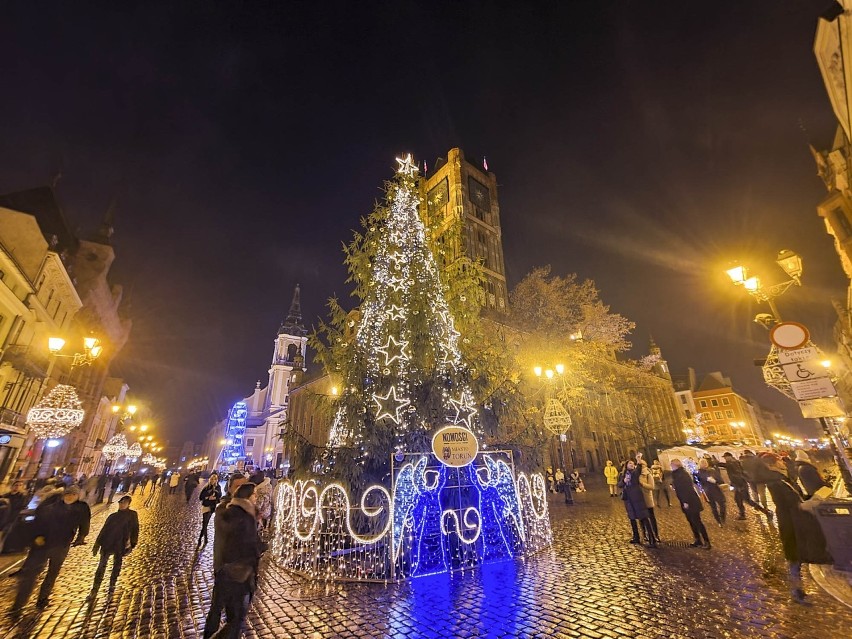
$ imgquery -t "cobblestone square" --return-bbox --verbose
[1,482,850,638]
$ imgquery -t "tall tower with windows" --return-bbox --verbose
[422,148,508,312]
[268,285,308,412]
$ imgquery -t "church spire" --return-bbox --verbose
[279,284,306,336]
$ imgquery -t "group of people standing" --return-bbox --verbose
[606,449,834,603]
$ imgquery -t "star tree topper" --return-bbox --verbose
[396,153,418,177]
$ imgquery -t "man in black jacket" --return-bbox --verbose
[670,459,711,549]
[718,452,772,520]
[204,482,266,639]
[107,472,123,505]
[88,494,139,598]
[12,485,90,612]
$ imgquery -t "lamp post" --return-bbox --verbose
[533,363,574,505]
[725,249,802,325]
[48,335,104,370]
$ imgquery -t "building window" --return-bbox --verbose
[722,397,730,406]
[833,207,852,240]
[699,400,707,408]
[714,411,722,419]
[725,410,734,418]
[245,438,255,448]
[680,395,687,404]
[710,399,719,407]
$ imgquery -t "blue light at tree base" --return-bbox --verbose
[272,450,552,582]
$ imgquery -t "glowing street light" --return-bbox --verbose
[725,250,802,325]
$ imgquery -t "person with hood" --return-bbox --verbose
[12,485,90,612]
[603,460,619,496]
[169,471,181,495]
[618,460,656,547]
[697,458,727,526]
[88,494,139,597]
[198,473,223,548]
[670,459,710,549]
[203,482,267,638]
[638,460,660,543]
[760,452,832,603]
[251,471,274,530]
[794,450,830,498]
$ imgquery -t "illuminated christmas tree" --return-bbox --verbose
[316,154,479,489]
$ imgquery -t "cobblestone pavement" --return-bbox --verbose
[1,480,851,638]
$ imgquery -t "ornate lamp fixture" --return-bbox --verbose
[26,384,85,440]
[102,433,129,461]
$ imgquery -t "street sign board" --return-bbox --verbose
[798,396,846,419]
[782,360,830,383]
[777,347,819,365]
[770,322,810,349]
[790,377,838,401]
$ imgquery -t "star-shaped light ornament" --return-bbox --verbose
[396,153,418,177]
[387,305,406,322]
[374,386,411,424]
[377,335,410,367]
[449,393,477,429]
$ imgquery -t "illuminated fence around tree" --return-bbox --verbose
[271,451,552,582]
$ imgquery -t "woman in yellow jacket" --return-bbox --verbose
[604,460,619,496]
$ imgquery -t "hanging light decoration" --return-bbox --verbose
[101,433,129,461]
[126,441,142,461]
[141,452,156,465]
[26,384,85,440]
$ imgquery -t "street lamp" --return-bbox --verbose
[533,363,574,505]
[725,249,802,324]
[48,335,103,368]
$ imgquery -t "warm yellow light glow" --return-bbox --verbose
[533,366,542,377]
[83,337,97,351]
[89,345,103,359]
[48,337,66,353]
[821,360,832,368]
[331,386,339,396]
[743,276,761,292]
[726,265,747,284]
[219,439,227,445]
[776,249,803,280]
[555,364,564,375]
[129,425,137,432]
[140,424,148,432]
[112,405,120,413]
[545,369,554,379]
[128,405,137,414]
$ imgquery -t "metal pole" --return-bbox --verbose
[820,417,852,493]
[766,297,783,323]
[559,435,574,505]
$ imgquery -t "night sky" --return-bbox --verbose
[0,1,846,443]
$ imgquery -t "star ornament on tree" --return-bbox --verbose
[396,153,418,177]
[374,386,411,424]
[377,335,410,367]
[449,394,477,429]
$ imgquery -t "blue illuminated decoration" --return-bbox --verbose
[222,401,248,466]
[272,450,552,582]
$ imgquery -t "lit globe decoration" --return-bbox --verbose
[25,384,85,440]
[101,433,129,461]
[126,441,143,461]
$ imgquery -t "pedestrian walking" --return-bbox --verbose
[718,452,772,520]
[129,473,141,495]
[697,459,727,526]
[650,460,671,506]
[670,459,710,549]
[0,479,30,545]
[139,474,150,495]
[546,467,555,493]
[740,450,769,510]
[198,473,223,548]
[218,473,247,512]
[604,460,618,496]
[87,494,139,598]
[95,473,109,504]
[108,472,122,504]
[169,471,181,495]
[794,450,831,498]
[185,471,201,502]
[618,460,656,547]
[638,460,660,543]
[251,471,274,530]
[203,482,267,638]
[761,453,832,603]
[11,485,90,613]
[554,468,565,493]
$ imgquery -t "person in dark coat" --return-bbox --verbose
[184,472,201,502]
[88,494,139,597]
[107,472,123,504]
[1,480,30,534]
[670,459,710,549]
[761,453,832,603]
[203,482,267,638]
[617,460,656,547]
[12,485,91,612]
[95,473,109,504]
[697,459,727,525]
[718,452,772,520]
[198,473,223,548]
[794,450,830,498]
[740,450,770,510]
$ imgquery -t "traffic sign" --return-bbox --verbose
[790,377,837,401]
[770,322,810,349]
[798,397,846,419]
[782,360,830,383]
[777,346,819,364]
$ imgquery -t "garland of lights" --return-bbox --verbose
[126,441,142,461]
[102,433,129,460]
[26,384,85,440]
